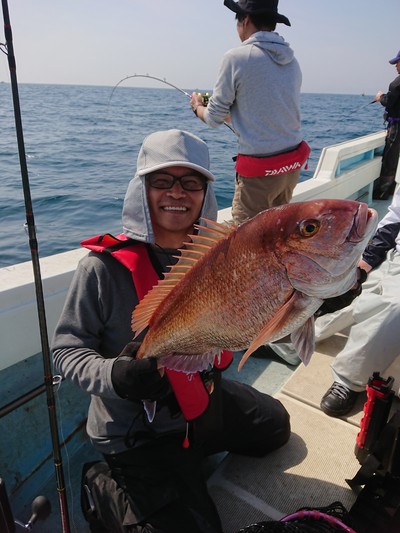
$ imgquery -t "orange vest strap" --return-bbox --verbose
[81,234,233,421]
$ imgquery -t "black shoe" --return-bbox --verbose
[320,381,359,417]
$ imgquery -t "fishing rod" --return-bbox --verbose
[109,73,236,134]
[0,2,71,532]
[349,98,377,115]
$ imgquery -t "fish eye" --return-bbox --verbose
[299,219,320,237]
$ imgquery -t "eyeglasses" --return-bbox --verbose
[147,172,206,191]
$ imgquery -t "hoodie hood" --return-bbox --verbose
[122,130,218,243]
[244,31,294,65]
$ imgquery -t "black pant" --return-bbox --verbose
[106,438,222,533]
[101,379,290,533]
[374,121,400,199]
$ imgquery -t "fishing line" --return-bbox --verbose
[1,1,71,531]
[108,73,236,134]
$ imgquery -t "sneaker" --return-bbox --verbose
[320,381,359,417]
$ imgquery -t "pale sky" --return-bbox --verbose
[1,0,399,95]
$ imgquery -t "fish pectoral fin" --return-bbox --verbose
[237,292,309,372]
[290,317,315,366]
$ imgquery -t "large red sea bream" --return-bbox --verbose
[132,199,377,372]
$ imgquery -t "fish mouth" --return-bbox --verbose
[348,203,378,243]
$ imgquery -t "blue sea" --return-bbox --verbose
[0,83,385,268]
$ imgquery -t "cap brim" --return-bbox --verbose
[223,0,291,25]
[224,0,243,14]
[138,161,215,182]
[389,56,400,64]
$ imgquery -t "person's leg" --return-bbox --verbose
[81,460,167,533]
[204,379,291,457]
[231,169,300,224]
[373,123,400,199]
[321,252,400,416]
[332,252,400,389]
[106,438,223,533]
[271,169,301,206]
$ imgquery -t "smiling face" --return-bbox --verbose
[146,165,206,248]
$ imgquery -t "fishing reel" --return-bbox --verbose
[0,478,51,532]
[195,92,211,106]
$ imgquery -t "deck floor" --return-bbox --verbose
[209,338,400,532]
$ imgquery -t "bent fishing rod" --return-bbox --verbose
[1,2,71,532]
[109,73,236,134]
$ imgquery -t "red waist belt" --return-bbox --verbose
[235,140,311,178]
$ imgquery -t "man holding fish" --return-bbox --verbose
[52,129,291,533]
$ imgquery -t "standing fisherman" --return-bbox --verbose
[190,0,310,224]
[373,49,400,200]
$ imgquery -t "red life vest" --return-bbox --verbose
[81,233,233,421]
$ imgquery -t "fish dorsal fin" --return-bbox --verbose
[132,219,236,337]
[195,217,237,239]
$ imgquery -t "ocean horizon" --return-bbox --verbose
[0,83,385,268]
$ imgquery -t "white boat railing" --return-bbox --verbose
[0,131,389,372]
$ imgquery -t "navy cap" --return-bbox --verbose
[389,50,400,64]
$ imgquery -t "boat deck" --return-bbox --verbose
[209,339,400,532]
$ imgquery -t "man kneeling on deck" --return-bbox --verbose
[52,129,290,533]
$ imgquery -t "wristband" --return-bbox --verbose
[358,267,368,285]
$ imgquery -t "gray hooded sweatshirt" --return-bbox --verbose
[204,31,302,156]
[52,169,218,455]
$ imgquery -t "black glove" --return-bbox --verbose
[315,267,368,318]
[111,341,170,401]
